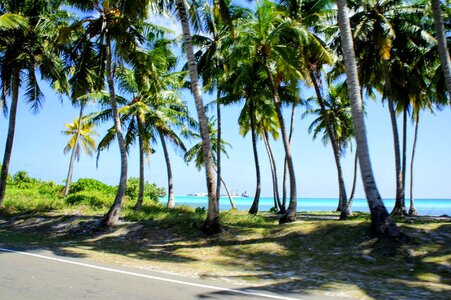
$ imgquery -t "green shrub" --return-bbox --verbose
[65,191,113,208]
[69,178,116,195]
[12,170,38,188]
[4,189,64,213]
[194,206,206,215]
[125,177,166,202]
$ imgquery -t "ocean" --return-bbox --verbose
[159,196,451,216]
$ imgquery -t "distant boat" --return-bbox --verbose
[187,193,208,197]
[241,191,250,198]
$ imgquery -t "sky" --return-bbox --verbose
[1,9,450,200]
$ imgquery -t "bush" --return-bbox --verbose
[12,170,38,188]
[125,177,166,202]
[8,171,63,197]
[65,191,113,209]
[69,178,116,195]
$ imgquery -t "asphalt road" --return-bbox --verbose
[0,247,303,300]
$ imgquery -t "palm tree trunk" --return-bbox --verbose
[216,88,222,204]
[248,101,261,215]
[102,37,128,227]
[177,0,219,234]
[134,119,145,211]
[0,65,20,207]
[409,113,419,216]
[401,104,408,210]
[310,71,348,212]
[383,60,406,217]
[282,104,295,211]
[64,104,85,196]
[263,130,283,213]
[212,164,236,209]
[432,0,451,97]
[349,150,358,202]
[340,150,358,219]
[337,0,400,238]
[160,133,175,209]
[262,60,297,223]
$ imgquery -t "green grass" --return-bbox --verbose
[1,185,450,299]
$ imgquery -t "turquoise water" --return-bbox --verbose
[159,196,451,216]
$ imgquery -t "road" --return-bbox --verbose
[0,247,303,300]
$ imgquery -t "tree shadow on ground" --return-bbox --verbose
[0,211,449,299]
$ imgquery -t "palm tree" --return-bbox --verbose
[239,95,281,214]
[92,49,188,211]
[69,0,151,225]
[336,0,400,237]
[304,81,355,217]
[62,116,97,194]
[431,0,451,96]
[184,118,236,209]
[175,0,219,234]
[232,0,301,222]
[192,1,251,210]
[0,0,67,207]
[347,0,408,216]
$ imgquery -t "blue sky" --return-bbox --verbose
[1,75,450,200]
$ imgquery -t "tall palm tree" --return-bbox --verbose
[69,0,151,225]
[347,0,407,216]
[232,0,301,222]
[192,1,251,209]
[175,0,219,234]
[62,115,97,195]
[431,0,451,97]
[336,0,400,237]
[0,0,67,207]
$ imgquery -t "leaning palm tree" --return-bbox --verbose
[62,117,97,194]
[336,0,400,237]
[184,118,236,209]
[304,81,355,217]
[174,0,219,234]
[0,0,67,207]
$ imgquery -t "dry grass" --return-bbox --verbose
[0,207,450,299]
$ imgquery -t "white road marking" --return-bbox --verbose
[0,247,302,300]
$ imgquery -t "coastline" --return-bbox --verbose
[160,196,451,216]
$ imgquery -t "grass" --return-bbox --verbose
[0,185,450,299]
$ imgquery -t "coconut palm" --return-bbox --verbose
[431,0,451,96]
[347,0,406,216]
[336,0,400,237]
[230,0,301,222]
[92,46,188,210]
[62,116,98,194]
[254,103,286,213]
[192,1,251,208]
[68,0,152,225]
[304,81,355,217]
[0,0,67,207]
[184,118,236,209]
[174,0,219,234]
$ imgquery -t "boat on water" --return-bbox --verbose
[187,193,208,197]
[241,191,250,198]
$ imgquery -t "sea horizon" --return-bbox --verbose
[159,195,451,216]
